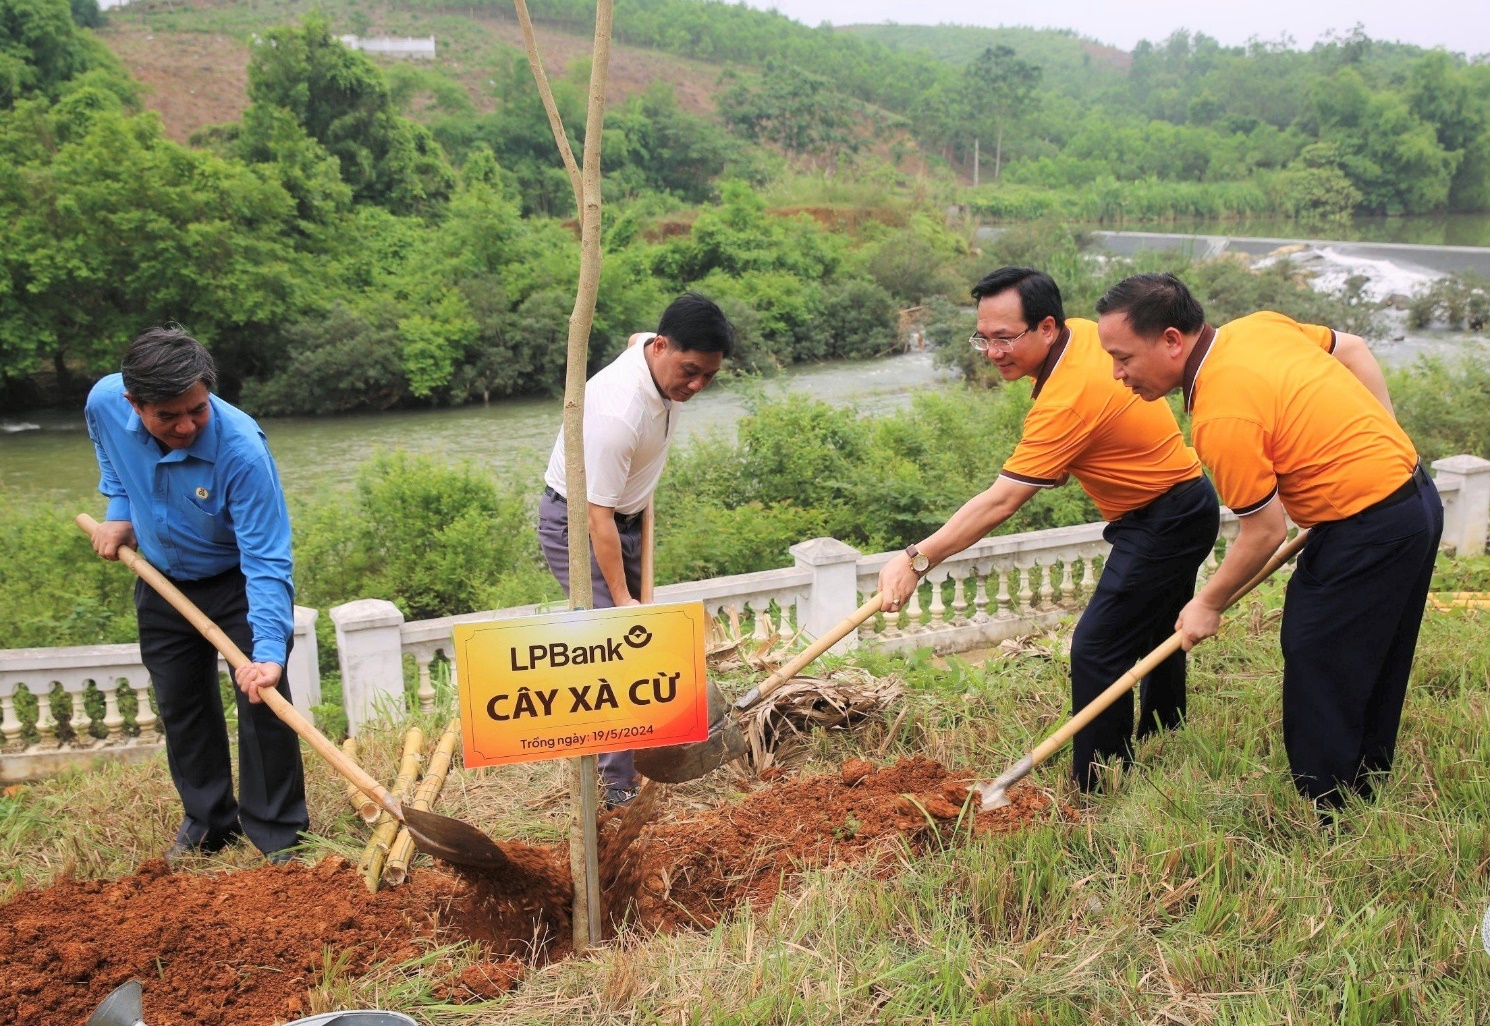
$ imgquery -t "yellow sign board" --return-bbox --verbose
[454,601,710,767]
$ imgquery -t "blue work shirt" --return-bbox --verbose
[85,374,295,666]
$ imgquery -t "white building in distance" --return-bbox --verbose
[338,36,437,60]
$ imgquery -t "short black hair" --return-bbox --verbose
[656,292,734,357]
[969,267,1066,329]
[1095,273,1206,338]
[121,326,217,403]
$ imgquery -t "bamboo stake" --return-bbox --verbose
[384,717,461,886]
[358,727,425,893]
[342,737,378,823]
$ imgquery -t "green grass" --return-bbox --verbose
[4,556,1489,1023]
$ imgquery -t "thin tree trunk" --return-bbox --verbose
[512,0,613,954]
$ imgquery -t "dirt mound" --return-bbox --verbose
[0,758,1055,1024]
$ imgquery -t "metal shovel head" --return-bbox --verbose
[400,805,511,871]
[634,679,748,784]
[287,1012,418,1026]
[87,980,145,1026]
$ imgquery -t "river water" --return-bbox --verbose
[8,225,1490,510]
[1,351,955,508]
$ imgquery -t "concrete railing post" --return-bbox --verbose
[790,537,863,654]
[329,599,407,736]
[288,605,320,725]
[1433,454,1490,557]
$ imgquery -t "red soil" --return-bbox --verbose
[0,757,1057,1025]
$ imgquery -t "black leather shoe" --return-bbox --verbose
[166,827,242,867]
[602,785,638,810]
[266,848,300,866]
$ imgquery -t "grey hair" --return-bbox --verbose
[121,326,217,403]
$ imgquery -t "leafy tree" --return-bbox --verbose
[717,63,874,172]
[243,16,455,215]
[963,46,1041,180]
[0,94,309,389]
[1,0,119,107]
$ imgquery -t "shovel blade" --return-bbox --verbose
[634,680,748,783]
[401,806,511,871]
[87,980,145,1026]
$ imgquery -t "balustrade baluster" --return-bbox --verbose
[951,572,968,624]
[1018,566,1034,614]
[131,680,159,738]
[928,574,946,630]
[69,686,94,747]
[1,691,23,750]
[1060,560,1075,606]
[103,683,126,744]
[905,585,923,633]
[34,683,58,748]
[752,606,772,643]
[414,650,436,714]
[1038,562,1055,608]
[973,570,990,622]
[996,568,1012,616]
[1082,554,1098,595]
[778,600,795,642]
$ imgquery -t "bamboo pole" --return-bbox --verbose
[358,727,425,893]
[513,0,613,954]
[342,737,379,823]
[384,717,461,886]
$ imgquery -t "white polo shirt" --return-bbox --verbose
[543,335,675,516]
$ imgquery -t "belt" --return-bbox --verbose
[1125,473,1208,519]
[1354,464,1426,518]
[543,486,645,528]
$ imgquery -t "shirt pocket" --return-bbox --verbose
[181,499,234,545]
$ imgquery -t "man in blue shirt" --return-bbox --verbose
[84,327,308,864]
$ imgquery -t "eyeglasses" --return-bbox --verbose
[969,327,1032,352]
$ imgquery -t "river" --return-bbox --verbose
[1,351,955,509]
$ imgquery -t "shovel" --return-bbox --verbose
[977,529,1310,811]
[77,514,510,872]
[635,592,885,783]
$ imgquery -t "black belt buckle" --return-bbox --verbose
[543,485,566,504]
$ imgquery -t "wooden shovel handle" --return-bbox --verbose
[736,593,886,711]
[75,513,403,821]
[640,497,655,604]
[1022,528,1311,776]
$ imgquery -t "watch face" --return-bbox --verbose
[912,554,930,573]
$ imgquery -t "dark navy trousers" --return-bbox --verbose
[135,568,308,855]
[1070,474,1220,791]
[1280,466,1442,808]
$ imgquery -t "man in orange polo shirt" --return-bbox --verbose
[879,267,1219,791]
[1096,272,1443,813]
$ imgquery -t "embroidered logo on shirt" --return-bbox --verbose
[195,487,210,500]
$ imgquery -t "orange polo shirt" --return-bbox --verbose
[1185,311,1418,528]
[1000,318,1202,521]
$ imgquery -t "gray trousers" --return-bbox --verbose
[537,490,644,790]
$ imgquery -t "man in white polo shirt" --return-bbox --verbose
[539,292,733,806]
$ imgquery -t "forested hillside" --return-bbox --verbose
[4,0,1489,416]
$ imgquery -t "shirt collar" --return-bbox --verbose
[128,395,221,464]
[629,337,669,418]
[1182,323,1217,412]
[1029,325,1072,400]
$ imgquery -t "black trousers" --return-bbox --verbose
[135,568,308,854]
[1070,475,1220,790]
[1280,466,1442,807]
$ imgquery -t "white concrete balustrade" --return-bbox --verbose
[1,607,320,783]
[5,455,1488,769]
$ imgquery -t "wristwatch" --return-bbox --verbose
[905,543,931,575]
